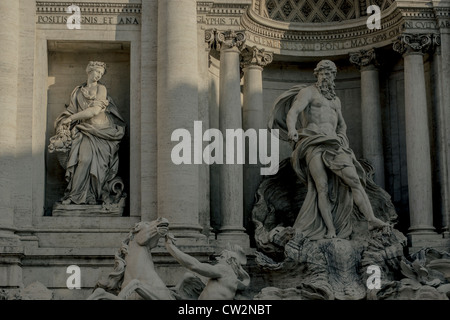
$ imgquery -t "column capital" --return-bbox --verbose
[393,33,434,56]
[349,48,379,70]
[240,46,273,70]
[205,29,246,52]
[433,34,441,55]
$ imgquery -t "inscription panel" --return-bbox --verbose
[36,2,141,27]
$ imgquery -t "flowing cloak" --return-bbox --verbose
[55,85,125,204]
[268,85,366,240]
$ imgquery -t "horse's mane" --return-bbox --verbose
[94,222,144,294]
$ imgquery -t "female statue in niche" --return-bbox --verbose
[50,61,126,207]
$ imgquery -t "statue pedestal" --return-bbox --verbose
[52,201,125,217]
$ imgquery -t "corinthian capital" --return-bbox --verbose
[349,49,379,70]
[393,33,433,55]
[205,29,246,52]
[240,46,273,69]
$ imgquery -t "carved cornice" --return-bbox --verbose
[205,29,246,52]
[197,1,250,15]
[242,1,450,55]
[241,2,406,55]
[393,33,434,55]
[36,1,141,26]
[240,46,273,69]
[349,48,379,69]
[36,2,141,14]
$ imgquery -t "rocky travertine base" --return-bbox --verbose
[251,158,450,300]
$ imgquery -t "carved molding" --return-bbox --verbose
[393,33,434,56]
[349,48,379,69]
[243,1,450,55]
[206,29,247,52]
[240,46,273,69]
[197,1,249,15]
[36,1,141,26]
[36,1,141,14]
[242,3,405,55]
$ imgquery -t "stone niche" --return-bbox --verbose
[44,40,131,216]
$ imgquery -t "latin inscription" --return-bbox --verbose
[197,16,240,26]
[37,15,139,25]
[246,26,403,51]
[404,20,450,29]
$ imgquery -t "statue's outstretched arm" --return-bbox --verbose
[165,237,222,279]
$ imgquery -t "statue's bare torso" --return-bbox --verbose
[303,86,340,137]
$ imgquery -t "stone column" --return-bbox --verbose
[157,0,203,240]
[207,29,249,249]
[349,49,385,188]
[433,1,450,236]
[431,35,450,234]
[0,0,23,287]
[241,46,273,234]
[393,34,436,236]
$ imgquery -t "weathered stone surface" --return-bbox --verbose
[0,281,53,300]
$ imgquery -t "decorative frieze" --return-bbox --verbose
[240,46,273,69]
[242,4,404,54]
[36,1,141,26]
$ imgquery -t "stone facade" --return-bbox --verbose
[1,0,450,299]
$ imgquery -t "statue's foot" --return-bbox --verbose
[324,229,336,239]
[368,218,390,231]
[61,199,71,205]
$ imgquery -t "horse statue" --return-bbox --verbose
[87,217,177,300]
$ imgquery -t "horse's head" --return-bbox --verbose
[132,217,169,249]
